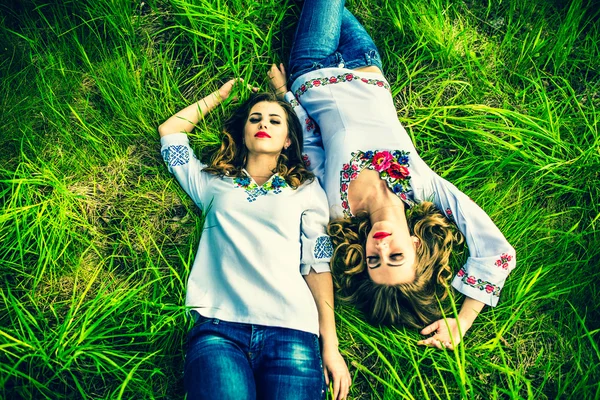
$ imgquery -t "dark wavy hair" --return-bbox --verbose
[203,92,313,188]
[328,201,464,328]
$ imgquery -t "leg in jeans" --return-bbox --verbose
[288,0,346,83]
[337,8,384,73]
[254,326,325,400]
[184,318,256,400]
[289,1,383,84]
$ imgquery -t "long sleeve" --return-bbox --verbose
[300,179,333,275]
[284,91,326,187]
[160,133,208,209]
[415,159,516,306]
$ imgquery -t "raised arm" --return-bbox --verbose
[268,63,326,186]
[158,79,242,137]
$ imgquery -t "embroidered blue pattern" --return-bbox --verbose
[234,174,288,202]
[314,236,333,259]
[162,145,190,167]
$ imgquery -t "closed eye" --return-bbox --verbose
[366,256,380,269]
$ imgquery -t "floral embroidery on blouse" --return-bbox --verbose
[289,97,300,108]
[314,236,333,259]
[294,73,391,99]
[495,253,513,270]
[162,145,190,167]
[305,117,320,135]
[445,208,455,221]
[233,174,288,202]
[302,154,311,167]
[340,150,414,217]
[457,268,501,297]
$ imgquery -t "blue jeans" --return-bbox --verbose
[289,0,383,84]
[184,315,325,400]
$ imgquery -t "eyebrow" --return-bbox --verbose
[249,112,282,118]
[367,261,404,269]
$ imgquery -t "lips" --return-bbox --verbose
[255,131,271,138]
[373,232,391,240]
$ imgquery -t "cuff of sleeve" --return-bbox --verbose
[451,258,511,307]
[160,132,189,148]
[300,262,331,276]
[284,91,301,108]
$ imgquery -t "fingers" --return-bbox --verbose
[279,62,286,76]
[328,369,351,400]
[420,320,440,336]
[338,372,351,400]
[323,366,330,386]
[417,336,454,350]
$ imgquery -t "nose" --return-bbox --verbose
[259,119,269,129]
[375,241,388,250]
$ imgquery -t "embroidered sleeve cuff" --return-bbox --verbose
[451,253,515,307]
[284,91,300,109]
[300,262,331,276]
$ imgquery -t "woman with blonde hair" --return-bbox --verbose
[269,0,516,349]
[159,83,350,399]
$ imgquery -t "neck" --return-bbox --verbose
[245,153,280,184]
[352,180,406,224]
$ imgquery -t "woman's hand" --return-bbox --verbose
[268,63,288,99]
[217,78,258,101]
[417,318,470,350]
[321,346,351,400]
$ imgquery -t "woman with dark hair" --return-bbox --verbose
[159,82,351,399]
[268,0,516,350]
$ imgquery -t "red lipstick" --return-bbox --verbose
[255,131,271,138]
[373,232,391,240]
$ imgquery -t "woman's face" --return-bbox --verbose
[365,221,419,285]
[243,101,291,156]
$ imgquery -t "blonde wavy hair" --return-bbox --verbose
[328,201,464,328]
[203,92,313,188]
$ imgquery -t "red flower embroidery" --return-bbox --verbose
[346,74,353,81]
[350,172,358,180]
[330,77,338,83]
[485,284,495,293]
[495,253,513,269]
[302,154,311,167]
[341,201,348,209]
[388,163,409,179]
[467,276,477,285]
[400,193,407,200]
[341,183,348,192]
[342,163,350,171]
[313,80,321,87]
[372,151,393,172]
[377,81,384,87]
[457,268,466,277]
[361,78,368,83]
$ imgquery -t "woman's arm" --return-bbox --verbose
[268,63,327,186]
[304,269,351,400]
[158,79,242,137]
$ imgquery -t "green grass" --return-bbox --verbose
[1,0,599,398]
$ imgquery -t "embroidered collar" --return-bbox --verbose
[233,170,289,202]
[340,150,415,217]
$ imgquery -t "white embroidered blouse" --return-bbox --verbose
[161,133,332,335]
[286,67,516,307]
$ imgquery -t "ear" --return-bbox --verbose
[412,236,421,248]
[284,137,292,150]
